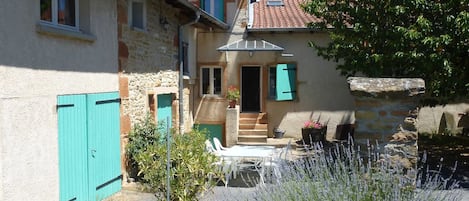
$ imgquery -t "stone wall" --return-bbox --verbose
[117,0,188,133]
[348,77,424,176]
[348,77,425,144]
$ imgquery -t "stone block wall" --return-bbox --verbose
[348,77,425,144]
[348,77,424,177]
[117,0,190,133]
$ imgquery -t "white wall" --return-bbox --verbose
[0,1,118,200]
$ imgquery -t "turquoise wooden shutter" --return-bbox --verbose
[157,94,173,137]
[58,92,121,201]
[87,92,122,200]
[203,0,225,21]
[58,94,88,201]
[215,0,225,21]
[276,63,297,101]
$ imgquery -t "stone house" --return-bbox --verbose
[0,1,120,200]
[192,0,356,144]
[191,0,468,145]
[117,0,228,179]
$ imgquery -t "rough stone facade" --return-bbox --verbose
[117,0,189,134]
[348,77,424,179]
[348,77,425,143]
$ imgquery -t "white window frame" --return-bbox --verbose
[128,0,146,31]
[40,0,80,31]
[200,66,222,96]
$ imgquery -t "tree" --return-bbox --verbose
[302,0,469,104]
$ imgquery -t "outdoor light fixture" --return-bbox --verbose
[281,53,294,57]
[160,16,169,30]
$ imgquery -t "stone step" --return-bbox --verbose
[239,112,267,119]
[239,123,268,130]
[237,134,268,143]
[239,129,268,136]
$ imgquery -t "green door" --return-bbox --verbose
[87,92,122,200]
[157,94,172,137]
[58,92,121,201]
[58,94,88,201]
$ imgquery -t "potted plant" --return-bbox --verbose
[226,85,240,108]
[301,120,327,144]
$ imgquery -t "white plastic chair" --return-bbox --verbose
[213,137,229,151]
[262,139,291,183]
[205,139,235,187]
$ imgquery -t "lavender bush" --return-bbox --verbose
[253,141,462,201]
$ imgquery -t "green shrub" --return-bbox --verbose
[126,115,223,201]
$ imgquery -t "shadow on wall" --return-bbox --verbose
[438,110,469,136]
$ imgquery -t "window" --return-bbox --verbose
[129,0,146,30]
[40,0,79,30]
[200,67,222,96]
[267,0,284,6]
[271,64,297,101]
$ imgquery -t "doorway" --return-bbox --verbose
[241,66,261,112]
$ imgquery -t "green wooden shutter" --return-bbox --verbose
[157,94,173,138]
[276,63,297,101]
[58,94,88,201]
[87,92,122,200]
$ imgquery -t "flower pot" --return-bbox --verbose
[301,127,327,145]
[274,130,285,139]
[228,100,237,108]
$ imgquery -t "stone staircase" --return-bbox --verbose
[238,113,268,144]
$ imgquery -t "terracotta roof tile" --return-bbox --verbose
[251,0,320,29]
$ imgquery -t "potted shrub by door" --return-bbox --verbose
[226,85,240,108]
[302,120,326,145]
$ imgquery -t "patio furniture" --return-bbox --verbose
[218,145,276,185]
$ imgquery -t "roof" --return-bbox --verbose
[248,0,321,31]
[165,0,229,30]
[217,39,284,51]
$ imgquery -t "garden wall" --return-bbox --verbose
[348,77,423,172]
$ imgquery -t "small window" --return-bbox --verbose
[40,0,79,30]
[267,0,284,6]
[200,67,222,96]
[129,0,146,30]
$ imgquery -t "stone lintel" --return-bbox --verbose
[348,77,425,98]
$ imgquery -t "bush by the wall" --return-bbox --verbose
[126,115,223,200]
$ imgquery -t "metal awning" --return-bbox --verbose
[217,39,284,51]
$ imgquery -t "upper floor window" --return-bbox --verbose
[129,0,146,30]
[200,66,222,96]
[40,0,79,30]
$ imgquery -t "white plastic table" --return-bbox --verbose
[218,145,276,184]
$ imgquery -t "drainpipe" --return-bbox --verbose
[178,11,200,135]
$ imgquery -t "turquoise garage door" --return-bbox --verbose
[58,92,121,201]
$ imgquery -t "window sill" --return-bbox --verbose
[130,27,147,33]
[36,23,96,42]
